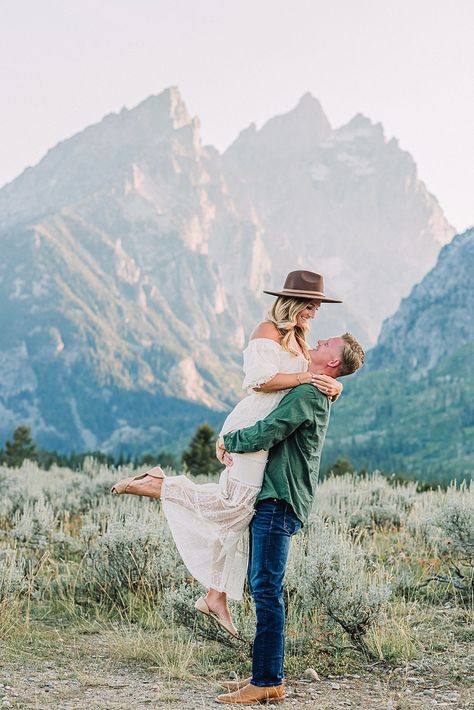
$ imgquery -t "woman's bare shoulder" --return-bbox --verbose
[249,321,281,343]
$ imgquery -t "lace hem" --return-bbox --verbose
[160,472,258,600]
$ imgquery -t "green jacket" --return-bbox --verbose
[223,384,331,523]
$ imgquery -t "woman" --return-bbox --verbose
[112,270,342,637]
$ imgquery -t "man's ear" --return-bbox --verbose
[327,358,341,371]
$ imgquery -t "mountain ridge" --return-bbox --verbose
[0,87,456,455]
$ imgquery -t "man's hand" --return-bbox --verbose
[216,436,234,467]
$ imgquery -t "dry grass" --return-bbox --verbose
[105,626,205,678]
[0,465,472,709]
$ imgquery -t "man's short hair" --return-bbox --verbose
[339,333,365,376]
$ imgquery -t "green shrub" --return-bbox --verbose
[286,518,391,656]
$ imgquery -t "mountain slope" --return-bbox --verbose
[371,231,474,370]
[0,89,248,453]
[325,227,474,482]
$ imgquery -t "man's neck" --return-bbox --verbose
[308,349,340,378]
[311,366,335,377]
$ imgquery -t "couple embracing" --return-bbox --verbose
[112,269,365,705]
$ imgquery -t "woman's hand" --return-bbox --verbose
[296,371,317,385]
[312,374,343,401]
[216,437,233,467]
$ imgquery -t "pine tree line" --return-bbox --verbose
[1,424,443,491]
[0,422,223,477]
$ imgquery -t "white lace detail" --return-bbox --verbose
[161,467,258,599]
[241,338,283,391]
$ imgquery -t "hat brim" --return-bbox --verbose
[263,289,342,304]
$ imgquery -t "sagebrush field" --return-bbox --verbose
[0,462,472,709]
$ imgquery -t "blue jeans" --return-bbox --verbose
[248,499,302,687]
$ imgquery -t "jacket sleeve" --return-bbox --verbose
[223,385,316,453]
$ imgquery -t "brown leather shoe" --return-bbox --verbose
[216,683,285,704]
[219,677,252,691]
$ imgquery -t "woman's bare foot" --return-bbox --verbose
[204,589,235,630]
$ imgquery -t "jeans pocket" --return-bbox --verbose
[283,509,302,535]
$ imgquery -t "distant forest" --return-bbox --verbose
[1,424,446,492]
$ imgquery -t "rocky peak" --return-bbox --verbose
[0,87,201,228]
[224,93,331,163]
[334,113,384,143]
[221,91,454,345]
[286,91,331,135]
[164,85,193,129]
[260,92,331,139]
[129,86,193,135]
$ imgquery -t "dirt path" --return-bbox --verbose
[0,633,472,709]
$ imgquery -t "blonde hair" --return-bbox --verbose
[339,332,365,376]
[267,296,313,360]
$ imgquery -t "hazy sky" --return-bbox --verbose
[1,0,473,231]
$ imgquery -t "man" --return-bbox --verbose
[215,333,365,705]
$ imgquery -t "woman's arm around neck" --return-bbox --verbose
[249,321,313,392]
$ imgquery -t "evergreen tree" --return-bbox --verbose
[4,425,38,467]
[181,423,222,477]
[325,456,354,478]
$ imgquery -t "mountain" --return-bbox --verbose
[324,228,474,483]
[223,95,454,342]
[370,230,474,371]
[0,89,247,454]
[0,87,455,454]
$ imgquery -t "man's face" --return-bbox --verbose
[310,337,345,371]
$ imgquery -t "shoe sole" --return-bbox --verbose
[195,605,245,642]
[215,696,285,704]
[194,598,247,642]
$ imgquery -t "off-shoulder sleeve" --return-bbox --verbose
[241,338,281,390]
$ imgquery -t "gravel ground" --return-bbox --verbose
[0,642,473,710]
[1,617,473,710]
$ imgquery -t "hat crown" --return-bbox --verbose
[283,270,325,295]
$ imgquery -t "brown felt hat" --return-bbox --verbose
[263,270,342,303]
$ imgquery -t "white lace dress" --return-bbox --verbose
[160,339,308,600]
